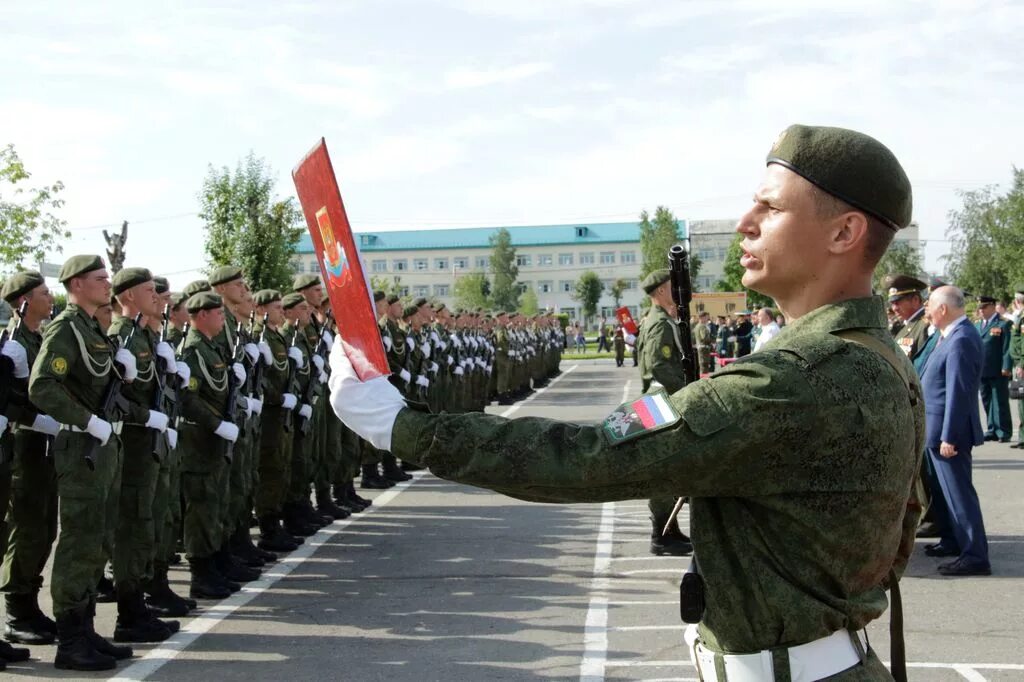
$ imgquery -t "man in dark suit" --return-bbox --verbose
[975,295,1013,441]
[921,286,991,576]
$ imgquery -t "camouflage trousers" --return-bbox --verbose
[179,423,229,559]
[287,410,318,504]
[256,407,293,516]
[1,430,58,596]
[221,418,256,542]
[112,425,160,591]
[153,446,180,565]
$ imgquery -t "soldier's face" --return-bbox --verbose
[891,296,920,321]
[171,305,188,327]
[133,281,162,317]
[75,269,112,307]
[195,307,225,337]
[303,284,324,307]
[25,283,54,320]
[264,301,285,327]
[736,166,825,299]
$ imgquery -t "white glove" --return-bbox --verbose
[232,362,246,384]
[281,393,298,410]
[166,428,178,449]
[145,410,169,432]
[416,375,430,388]
[155,341,177,373]
[259,341,273,365]
[420,342,431,358]
[115,348,138,381]
[321,329,334,346]
[239,396,253,418]
[214,420,239,442]
[86,415,113,445]
[244,343,259,364]
[288,346,305,368]
[28,414,60,436]
[406,337,414,349]
[299,403,313,419]
[383,336,393,352]
[0,414,7,435]
[399,368,412,384]
[249,396,263,415]
[430,331,441,344]
[176,363,191,384]
[624,333,637,345]
[312,355,325,372]
[318,369,328,384]
[1,340,29,379]
[447,354,454,366]
[429,361,439,374]
[454,366,464,376]
[328,336,406,451]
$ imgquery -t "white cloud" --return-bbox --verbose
[342,135,463,183]
[444,62,551,89]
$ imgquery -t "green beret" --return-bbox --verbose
[282,292,305,310]
[112,267,153,296]
[413,297,429,308]
[1,271,45,303]
[169,292,188,309]
[209,265,243,287]
[508,312,519,320]
[373,290,386,302]
[884,274,927,303]
[253,289,282,306]
[293,274,321,292]
[766,124,912,230]
[182,279,211,297]
[58,255,105,283]
[186,292,222,314]
[642,269,671,294]
[402,304,419,319]
[434,302,446,313]
[153,276,169,294]
[386,294,399,305]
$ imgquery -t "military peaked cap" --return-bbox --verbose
[59,255,105,283]
[642,269,671,294]
[928,276,947,291]
[209,265,243,287]
[111,267,153,296]
[182,279,211,297]
[186,291,222,314]
[767,124,912,230]
[885,274,927,303]
[1,271,45,303]
[253,289,282,306]
[293,274,321,292]
[976,295,996,305]
[282,292,305,310]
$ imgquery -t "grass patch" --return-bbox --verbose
[561,351,619,360]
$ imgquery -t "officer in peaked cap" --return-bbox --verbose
[976,294,1014,442]
[887,274,929,361]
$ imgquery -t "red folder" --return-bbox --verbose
[292,139,387,381]
[615,307,639,336]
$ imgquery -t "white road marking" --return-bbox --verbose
[499,364,580,417]
[953,665,989,682]
[109,474,423,682]
[606,600,679,605]
[619,569,687,576]
[609,625,687,632]
[579,501,616,682]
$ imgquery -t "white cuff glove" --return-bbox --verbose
[249,396,263,415]
[430,331,440,344]
[232,362,245,384]
[0,415,7,435]
[145,410,169,432]
[447,354,454,366]
[288,346,305,368]
[416,375,430,388]
[28,414,60,436]
[328,337,406,451]
[429,361,439,374]
[176,363,191,384]
[1,340,29,379]
[322,329,334,346]
[166,428,178,449]
[624,333,637,345]
[318,369,328,384]
[240,396,253,418]
[244,343,259,364]
[281,393,298,410]
[115,348,138,381]
[299,403,313,419]
[421,343,432,358]
[312,355,325,372]
[214,420,239,442]
[454,366,464,376]
[259,341,273,365]
[86,415,113,445]
[399,369,412,384]
[155,341,177,373]
[383,336,393,351]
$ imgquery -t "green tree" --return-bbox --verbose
[370,274,404,298]
[609,277,628,308]
[638,205,702,290]
[573,270,604,325]
[518,286,539,316]
[873,237,924,292]
[0,144,71,274]
[488,228,519,311]
[453,271,490,310]
[199,152,303,292]
[715,233,773,308]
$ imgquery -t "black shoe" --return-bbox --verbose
[984,433,998,441]
[114,587,174,643]
[54,609,116,671]
[348,483,372,508]
[83,599,133,660]
[168,552,182,566]
[299,500,332,527]
[400,461,423,472]
[5,591,57,645]
[360,464,392,489]
[382,455,413,482]
[1012,442,1024,449]
[215,549,261,583]
[316,490,351,520]
[144,564,195,617]
[96,575,116,603]
[0,637,30,663]
[283,504,319,537]
[258,516,299,553]
[999,437,1012,443]
[916,522,942,538]
[938,558,992,576]
[189,558,232,600]
[924,543,959,557]
[650,536,693,556]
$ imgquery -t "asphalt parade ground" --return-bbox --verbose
[9,359,1024,680]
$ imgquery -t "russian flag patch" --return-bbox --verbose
[601,388,681,446]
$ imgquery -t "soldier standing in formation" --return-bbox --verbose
[692,311,714,375]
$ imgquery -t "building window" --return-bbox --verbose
[538,281,553,294]
[599,252,615,265]
[309,261,319,273]
[475,256,490,269]
[454,257,468,270]
[718,247,728,260]
[560,280,573,292]
[627,279,638,289]
[413,285,429,297]
[414,258,428,271]
[560,306,576,317]
[393,259,407,272]
[600,306,615,318]
[620,251,636,264]
[538,254,553,267]
[435,258,448,271]
[516,254,532,267]
[372,259,387,273]
[698,248,716,261]
[434,284,450,297]
[559,253,573,266]
[580,253,595,265]
[398,286,410,297]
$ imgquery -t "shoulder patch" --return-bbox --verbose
[601,390,681,446]
[660,345,672,359]
[51,357,68,375]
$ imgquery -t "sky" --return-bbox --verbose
[2,0,1022,290]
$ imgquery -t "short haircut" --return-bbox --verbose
[811,186,894,267]
[932,287,965,311]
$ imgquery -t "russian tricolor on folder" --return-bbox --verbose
[601,388,682,446]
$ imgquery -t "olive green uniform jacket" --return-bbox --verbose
[892,307,928,361]
[637,304,686,394]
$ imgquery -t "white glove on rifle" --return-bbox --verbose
[420,342,431,358]
[145,410,169,432]
[318,369,328,384]
[249,396,263,415]
[327,335,406,452]
[166,428,178,449]
[28,414,60,436]
[115,348,138,381]
[86,415,113,445]
[429,361,439,374]
[383,336,393,351]
[399,369,411,384]
[454,366,464,376]
[447,354,454,366]
[287,346,304,368]
[239,396,253,418]
[1,340,30,378]
[416,375,430,388]
[214,421,239,443]
[258,341,273,365]
[176,363,191,384]
[281,393,298,410]
[155,341,177,373]
[232,362,245,384]
[299,403,313,420]
[312,355,325,372]
[243,343,260,364]
[321,329,334,346]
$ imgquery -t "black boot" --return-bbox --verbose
[649,517,693,556]
[335,484,365,513]
[347,482,372,508]
[114,585,173,643]
[54,608,116,671]
[258,516,298,553]
[316,489,350,520]
[144,563,195,617]
[400,460,423,472]
[84,598,133,660]
[498,393,515,405]
[382,454,413,482]
[360,463,391,490]
[231,524,270,566]
[189,557,232,600]
[5,590,56,645]
[215,548,261,583]
[282,504,318,538]
[299,498,332,527]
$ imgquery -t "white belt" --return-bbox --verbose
[686,625,867,682]
[61,422,124,436]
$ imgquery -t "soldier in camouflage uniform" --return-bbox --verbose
[693,311,714,375]
[332,124,923,681]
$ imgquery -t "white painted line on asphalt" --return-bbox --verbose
[499,363,580,418]
[579,501,616,682]
[953,665,988,682]
[110,473,423,682]
[605,659,690,667]
[609,625,686,632]
[619,568,686,575]
[607,600,678,605]
[638,678,698,682]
